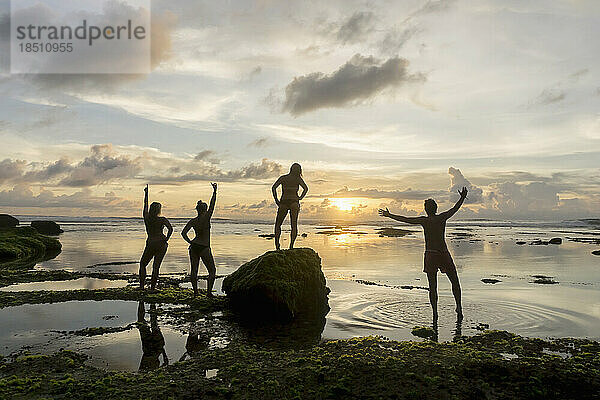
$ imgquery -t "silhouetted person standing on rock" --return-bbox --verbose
[272,163,308,250]
[182,183,218,297]
[140,184,173,290]
[379,187,468,322]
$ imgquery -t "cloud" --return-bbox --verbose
[0,159,26,183]
[312,186,444,201]
[336,11,376,44]
[486,181,560,215]
[248,137,270,148]
[281,54,425,116]
[59,144,142,187]
[0,184,134,210]
[533,88,566,106]
[378,26,420,55]
[147,158,283,184]
[194,150,220,164]
[448,167,483,203]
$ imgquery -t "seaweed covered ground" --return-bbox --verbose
[0,227,61,264]
[1,331,599,399]
[0,286,225,311]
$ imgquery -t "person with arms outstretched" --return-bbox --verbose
[379,187,468,322]
[140,184,173,290]
[182,183,218,297]
[272,163,308,250]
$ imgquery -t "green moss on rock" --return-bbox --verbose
[222,248,329,321]
[0,227,62,266]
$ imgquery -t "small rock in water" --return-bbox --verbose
[258,234,275,239]
[481,278,501,284]
[301,233,308,237]
[516,241,526,245]
[531,275,559,284]
[475,323,489,331]
[592,250,600,256]
[529,240,549,245]
[102,315,118,320]
[549,238,562,245]
[411,326,436,340]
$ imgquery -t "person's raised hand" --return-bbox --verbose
[458,186,468,198]
[378,208,391,218]
[144,184,148,193]
[211,182,217,191]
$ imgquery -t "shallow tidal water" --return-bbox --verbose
[1,216,599,370]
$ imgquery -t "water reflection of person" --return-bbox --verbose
[178,330,210,362]
[272,163,308,250]
[137,301,168,371]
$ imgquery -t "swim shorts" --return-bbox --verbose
[278,199,300,213]
[423,249,457,274]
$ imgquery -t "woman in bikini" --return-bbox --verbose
[272,163,308,250]
[181,183,218,297]
[140,184,173,290]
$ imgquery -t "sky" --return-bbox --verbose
[0,0,599,221]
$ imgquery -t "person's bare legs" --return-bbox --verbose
[139,246,153,289]
[446,269,463,320]
[274,207,287,250]
[200,248,216,297]
[189,247,200,296]
[426,271,438,323]
[289,205,299,249]
[150,244,167,291]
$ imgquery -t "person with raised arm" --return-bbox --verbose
[140,184,173,291]
[272,163,308,250]
[379,187,468,322]
[182,183,218,297]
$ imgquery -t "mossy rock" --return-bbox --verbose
[0,227,62,265]
[31,221,64,235]
[222,248,329,322]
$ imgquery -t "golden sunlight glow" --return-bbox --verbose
[329,197,357,211]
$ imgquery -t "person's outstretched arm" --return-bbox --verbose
[298,177,308,200]
[207,183,217,218]
[440,187,468,220]
[378,208,425,225]
[181,221,193,244]
[163,218,173,241]
[143,184,149,218]
[271,177,282,205]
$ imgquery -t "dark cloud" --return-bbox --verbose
[378,26,420,55]
[59,144,141,187]
[147,158,283,184]
[281,54,425,116]
[533,88,566,106]
[0,159,26,183]
[412,0,457,17]
[248,137,270,148]
[336,11,376,44]
[194,150,220,164]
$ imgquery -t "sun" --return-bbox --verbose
[329,197,355,211]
